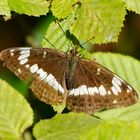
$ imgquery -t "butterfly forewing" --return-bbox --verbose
[0,48,67,104]
[66,59,138,114]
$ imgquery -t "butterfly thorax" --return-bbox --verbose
[66,48,78,90]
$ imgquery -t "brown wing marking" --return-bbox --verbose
[67,59,138,114]
[0,48,67,104]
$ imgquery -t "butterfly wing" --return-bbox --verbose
[0,48,67,104]
[66,58,138,114]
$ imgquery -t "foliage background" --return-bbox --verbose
[0,0,140,140]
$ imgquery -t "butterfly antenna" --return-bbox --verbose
[77,36,95,57]
[44,37,56,49]
[56,21,73,52]
[81,36,95,46]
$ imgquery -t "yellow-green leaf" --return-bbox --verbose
[0,79,33,140]
[33,113,100,140]
[70,0,126,44]
[80,120,140,140]
[126,0,140,14]
[0,0,11,18]
[52,0,78,19]
[8,0,50,16]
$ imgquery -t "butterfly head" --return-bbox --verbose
[69,48,78,57]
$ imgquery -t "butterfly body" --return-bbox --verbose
[0,47,138,114]
[66,48,78,90]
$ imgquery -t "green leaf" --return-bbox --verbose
[80,120,140,140]
[92,52,140,94]
[51,0,78,19]
[52,0,126,43]
[69,0,126,44]
[33,112,101,140]
[125,0,140,14]
[0,79,33,140]
[0,0,11,18]
[42,17,74,51]
[95,102,140,121]
[52,100,66,114]
[43,0,126,50]
[8,0,50,16]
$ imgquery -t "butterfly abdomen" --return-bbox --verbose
[66,54,78,90]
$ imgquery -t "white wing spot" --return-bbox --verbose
[10,52,14,56]
[112,76,122,93]
[10,49,15,52]
[10,49,15,56]
[88,87,98,95]
[97,68,101,75]
[48,79,56,87]
[37,68,47,80]
[20,58,28,65]
[113,76,122,86]
[108,90,112,95]
[44,73,64,93]
[98,85,107,96]
[69,85,99,96]
[20,48,30,54]
[45,73,54,82]
[74,88,80,96]
[18,53,30,60]
[115,75,124,82]
[69,89,74,95]
[58,84,65,93]
[127,89,130,93]
[25,64,30,69]
[30,64,39,73]
[111,86,118,95]
[17,68,21,73]
[78,86,85,95]
[49,79,59,92]
[79,85,88,95]
[112,82,121,93]
[127,85,132,91]
[93,87,98,94]
[112,100,117,104]
[43,51,47,58]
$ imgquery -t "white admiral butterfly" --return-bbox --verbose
[0,47,138,114]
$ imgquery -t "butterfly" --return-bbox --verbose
[0,47,138,114]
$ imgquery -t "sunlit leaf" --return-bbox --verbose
[8,0,50,16]
[0,79,33,139]
[0,0,11,18]
[80,120,140,140]
[52,0,78,19]
[33,113,100,140]
[126,0,140,14]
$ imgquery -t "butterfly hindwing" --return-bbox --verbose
[0,48,67,104]
[66,58,138,114]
